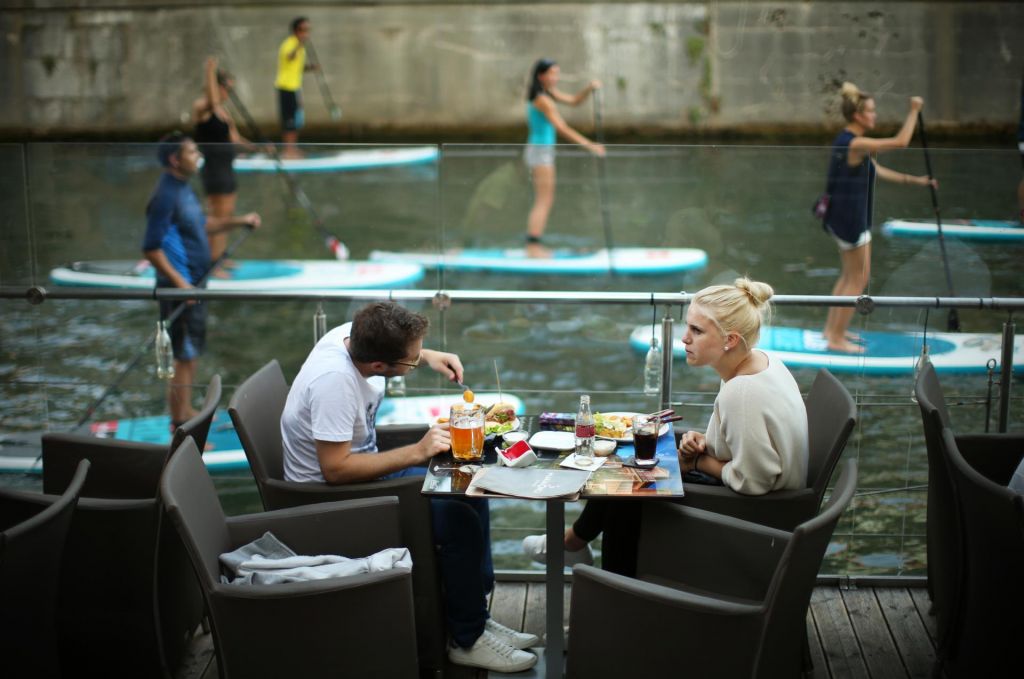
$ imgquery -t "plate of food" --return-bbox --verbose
[437,401,521,438]
[594,412,670,442]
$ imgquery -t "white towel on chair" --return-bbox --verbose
[220,531,412,585]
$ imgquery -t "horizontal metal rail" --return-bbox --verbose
[3,285,1024,310]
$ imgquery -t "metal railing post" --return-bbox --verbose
[998,320,1015,433]
[660,314,674,411]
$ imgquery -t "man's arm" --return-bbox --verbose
[143,248,191,290]
[316,425,451,484]
[421,348,464,384]
[205,212,261,235]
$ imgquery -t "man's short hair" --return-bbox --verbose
[291,16,309,33]
[156,132,189,167]
[349,302,429,364]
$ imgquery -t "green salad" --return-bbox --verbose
[485,420,516,436]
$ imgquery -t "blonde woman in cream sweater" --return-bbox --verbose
[678,278,809,494]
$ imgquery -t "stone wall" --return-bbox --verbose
[1,2,1021,139]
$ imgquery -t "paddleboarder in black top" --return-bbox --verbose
[820,82,936,354]
[191,57,254,276]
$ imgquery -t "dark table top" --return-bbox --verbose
[421,417,684,500]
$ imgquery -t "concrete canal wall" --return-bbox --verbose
[1,1,1021,140]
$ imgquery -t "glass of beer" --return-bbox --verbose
[450,403,485,463]
[632,415,660,467]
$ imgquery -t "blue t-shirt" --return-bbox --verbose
[142,173,210,287]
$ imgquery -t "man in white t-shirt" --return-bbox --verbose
[280,301,538,673]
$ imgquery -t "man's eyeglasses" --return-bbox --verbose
[389,355,421,370]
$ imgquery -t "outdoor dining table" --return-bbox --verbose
[421,416,684,678]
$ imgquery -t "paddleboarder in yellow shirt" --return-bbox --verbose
[275,17,319,158]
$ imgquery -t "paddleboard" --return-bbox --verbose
[882,218,1024,242]
[369,247,708,275]
[629,324,1022,375]
[49,259,424,290]
[230,146,438,173]
[0,394,525,475]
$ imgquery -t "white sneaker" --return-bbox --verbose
[522,534,594,567]
[448,630,537,672]
[485,617,540,650]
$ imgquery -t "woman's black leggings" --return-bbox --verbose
[571,499,642,578]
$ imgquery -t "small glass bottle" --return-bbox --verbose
[387,375,406,397]
[155,320,175,380]
[575,394,595,465]
[644,335,663,395]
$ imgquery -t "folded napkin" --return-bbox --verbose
[220,531,412,585]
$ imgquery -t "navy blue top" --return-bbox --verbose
[142,173,210,287]
[823,129,875,244]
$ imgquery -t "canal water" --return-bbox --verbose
[2,141,1021,574]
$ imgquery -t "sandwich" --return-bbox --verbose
[486,402,516,424]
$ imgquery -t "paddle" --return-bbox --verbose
[226,88,348,260]
[68,226,255,435]
[591,88,616,274]
[917,111,960,332]
[305,39,343,121]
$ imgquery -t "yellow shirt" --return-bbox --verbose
[275,35,306,92]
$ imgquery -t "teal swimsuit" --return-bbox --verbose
[525,99,556,167]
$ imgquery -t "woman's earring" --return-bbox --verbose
[723,346,729,352]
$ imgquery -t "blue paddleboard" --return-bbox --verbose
[369,247,708,275]
[882,218,1024,242]
[629,324,1022,375]
[231,146,438,173]
[49,259,424,291]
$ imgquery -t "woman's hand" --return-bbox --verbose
[909,96,924,112]
[589,142,607,158]
[589,79,603,92]
[678,430,706,456]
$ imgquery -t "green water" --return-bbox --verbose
[2,141,1022,574]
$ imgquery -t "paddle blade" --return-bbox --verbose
[327,237,350,261]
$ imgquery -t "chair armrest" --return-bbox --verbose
[955,433,1024,485]
[226,496,402,557]
[680,485,819,532]
[568,564,763,677]
[639,502,791,601]
[260,475,425,509]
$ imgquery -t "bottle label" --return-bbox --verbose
[575,423,595,438]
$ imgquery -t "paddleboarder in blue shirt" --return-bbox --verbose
[142,132,260,426]
[524,58,605,257]
[821,82,935,354]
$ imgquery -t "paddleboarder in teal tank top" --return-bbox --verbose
[524,58,605,258]
[820,82,936,354]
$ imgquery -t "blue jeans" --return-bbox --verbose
[385,466,495,648]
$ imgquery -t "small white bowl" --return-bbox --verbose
[593,439,617,457]
[502,431,529,447]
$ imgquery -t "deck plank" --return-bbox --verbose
[842,588,904,679]
[875,588,937,679]
[810,587,870,679]
[908,587,939,646]
[806,611,830,679]
[490,582,528,631]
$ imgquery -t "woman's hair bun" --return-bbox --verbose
[734,277,774,307]
[840,81,861,99]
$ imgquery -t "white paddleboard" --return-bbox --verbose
[630,324,1022,375]
[231,146,438,173]
[882,218,1024,242]
[369,247,708,275]
[49,259,424,290]
[0,394,525,475]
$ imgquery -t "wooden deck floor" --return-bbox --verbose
[180,581,938,678]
